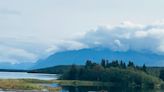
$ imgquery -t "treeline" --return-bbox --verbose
[61,59,163,89]
[85,59,147,72]
[28,65,79,74]
[0,69,28,72]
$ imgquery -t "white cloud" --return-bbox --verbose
[0,45,37,64]
[135,31,148,38]
[0,36,87,64]
[0,8,21,15]
[2,21,164,64]
[1,0,164,64]
[77,21,164,54]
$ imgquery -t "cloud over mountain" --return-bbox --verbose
[76,21,164,55]
[2,21,164,64]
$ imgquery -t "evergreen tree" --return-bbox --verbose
[159,70,164,81]
[101,59,106,68]
[128,61,134,68]
[115,60,119,67]
[123,62,126,69]
[142,64,147,72]
[106,60,109,67]
[85,60,92,68]
[68,64,78,80]
[120,60,124,68]
[106,60,111,68]
[111,60,119,67]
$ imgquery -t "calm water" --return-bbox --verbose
[0,72,163,92]
[0,72,58,80]
[61,86,164,92]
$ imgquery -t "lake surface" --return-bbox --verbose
[61,86,164,92]
[0,72,58,80]
[0,72,163,92]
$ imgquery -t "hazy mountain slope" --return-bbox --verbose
[33,48,164,69]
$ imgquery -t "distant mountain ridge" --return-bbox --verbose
[32,48,164,69]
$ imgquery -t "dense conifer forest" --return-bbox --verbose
[29,59,164,89]
[60,59,164,89]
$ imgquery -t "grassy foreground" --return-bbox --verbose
[0,79,61,91]
[0,79,113,91]
[0,79,163,91]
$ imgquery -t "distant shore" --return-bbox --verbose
[0,69,28,72]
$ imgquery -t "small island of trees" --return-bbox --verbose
[61,59,164,89]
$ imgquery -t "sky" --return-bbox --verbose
[0,0,164,64]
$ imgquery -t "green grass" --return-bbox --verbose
[0,79,109,91]
[0,79,61,91]
[0,78,163,91]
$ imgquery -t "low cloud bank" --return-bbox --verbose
[76,21,164,55]
[2,21,164,64]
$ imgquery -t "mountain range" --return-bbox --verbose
[0,48,164,69]
[32,48,164,69]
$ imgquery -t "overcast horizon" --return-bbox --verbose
[1,0,164,64]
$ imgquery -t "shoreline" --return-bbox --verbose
[0,79,61,92]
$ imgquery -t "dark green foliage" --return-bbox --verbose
[62,64,79,80]
[123,62,126,69]
[159,70,164,81]
[85,60,92,68]
[69,64,78,80]
[128,61,135,68]
[111,60,119,67]
[147,67,164,77]
[62,60,162,89]
[142,64,147,72]
[29,62,164,80]
[120,60,126,69]
[28,65,83,74]
[101,59,106,68]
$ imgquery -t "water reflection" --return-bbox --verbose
[62,86,164,92]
